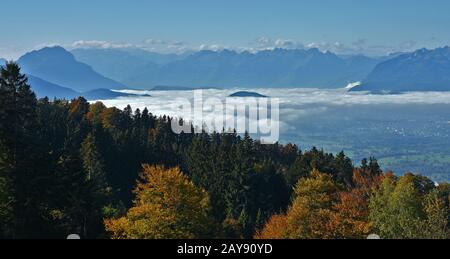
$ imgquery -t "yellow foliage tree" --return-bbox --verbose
[284,170,339,239]
[105,165,212,239]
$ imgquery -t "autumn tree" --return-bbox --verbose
[105,165,213,239]
[284,170,340,238]
[421,190,449,239]
[257,170,341,239]
[330,190,371,238]
[369,173,422,239]
[257,168,381,240]
[369,173,448,239]
[328,168,384,238]
[254,214,288,239]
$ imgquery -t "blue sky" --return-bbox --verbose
[1,0,450,58]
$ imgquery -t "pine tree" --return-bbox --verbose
[333,151,353,186]
[0,142,13,238]
[81,133,106,183]
[238,208,252,238]
[79,133,111,237]
[255,209,264,232]
[0,62,43,238]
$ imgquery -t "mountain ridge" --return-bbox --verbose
[354,46,450,92]
[27,75,145,100]
[27,75,79,99]
[18,46,126,92]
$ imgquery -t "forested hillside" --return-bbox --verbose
[0,62,449,239]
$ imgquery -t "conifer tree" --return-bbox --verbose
[0,62,42,238]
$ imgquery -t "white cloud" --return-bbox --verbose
[144,39,169,45]
[274,39,304,49]
[254,37,304,50]
[69,39,190,53]
[253,37,365,54]
[198,44,227,51]
[144,39,185,46]
[71,40,135,49]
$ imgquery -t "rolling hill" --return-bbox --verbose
[229,91,267,98]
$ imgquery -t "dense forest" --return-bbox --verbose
[0,62,449,239]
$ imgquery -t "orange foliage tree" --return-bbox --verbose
[257,168,384,239]
[329,168,384,238]
[254,214,288,239]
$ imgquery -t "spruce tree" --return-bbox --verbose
[0,62,42,238]
[79,133,110,237]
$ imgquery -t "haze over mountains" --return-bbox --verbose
[2,45,450,101]
[2,57,77,99]
[26,75,143,100]
[75,48,381,89]
[27,75,79,99]
[2,49,142,100]
[71,46,450,92]
[71,48,188,82]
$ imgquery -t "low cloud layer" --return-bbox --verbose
[94,88,450,139]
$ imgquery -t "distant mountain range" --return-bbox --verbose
[119,48,381,89]
[354,47,450,92]
[0,58,5,65]
[71,48,188,82]
[18,47,126,92]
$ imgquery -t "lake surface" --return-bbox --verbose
[94,88,450,182]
